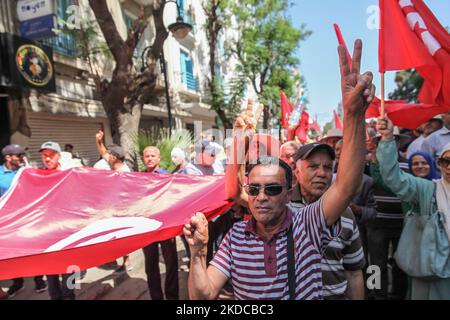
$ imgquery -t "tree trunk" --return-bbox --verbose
[263,105,270,130]
[117,104,142,170]
[216,108,233,130]
[89,0,168,169]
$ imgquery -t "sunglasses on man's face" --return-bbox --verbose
[244,184,286,197]
[438,157,450,168]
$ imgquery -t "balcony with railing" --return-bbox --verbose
[40,33,77,57]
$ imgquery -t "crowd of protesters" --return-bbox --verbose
[1,39,449,300]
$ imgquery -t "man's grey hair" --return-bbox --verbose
[280,141,300,153]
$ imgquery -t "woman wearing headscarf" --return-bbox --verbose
[408,151,440,181]
[376,116,450,300]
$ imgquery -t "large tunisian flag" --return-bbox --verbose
[0,168,232,280]
[334,11,449,129]
[379,0,450,108]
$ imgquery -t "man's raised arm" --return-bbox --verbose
[95,130,110,162]
[322,39,375,226]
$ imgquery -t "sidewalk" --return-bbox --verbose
[0,237,190,300]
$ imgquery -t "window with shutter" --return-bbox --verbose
[41,0,77,57]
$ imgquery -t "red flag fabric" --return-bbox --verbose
[295,111,310,143]
[365,96,447,129]
[280,90,294,129]
[334,110,343,130]
[310,119,321,133]
[333,23,352,70]
[0,168,232,279]
[334,17,448,128]
[379,0,450,108]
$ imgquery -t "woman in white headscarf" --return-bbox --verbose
[376,116,450,300]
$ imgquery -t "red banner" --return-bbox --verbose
[0,168,232,280]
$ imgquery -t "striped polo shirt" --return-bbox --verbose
[369,161,410,228]
[288,192,365,299]
[210,200,339,300]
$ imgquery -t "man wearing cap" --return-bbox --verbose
[185,39,376,300]
[95,130,131,172]
[1,144,26,197]
[422,111,450,171]
[40,141,62,171]
[185,140,221,175]
[39,141,76,300]
[289,142,366,300]
[184,139,225,265]
[1,145,48,298]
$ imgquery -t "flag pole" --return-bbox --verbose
[380,72,385,117]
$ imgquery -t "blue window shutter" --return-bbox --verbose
[180,50,187,85]
[185,56,193,77]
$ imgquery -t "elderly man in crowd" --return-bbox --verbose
[184,39,375,299]
[140,146,178,300]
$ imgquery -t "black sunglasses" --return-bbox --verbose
[244,184,287,196]
[438,157,450,167]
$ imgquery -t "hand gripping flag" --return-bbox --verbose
[0,168,232,279]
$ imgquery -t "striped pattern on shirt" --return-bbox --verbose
[210,200,338,300]
[289,200,365,300]
[371,160,410,226]
[321,209,365,299]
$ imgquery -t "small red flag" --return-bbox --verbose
[333,23,352,70]
[310,119,321,133]
[295,111,310,143]
[334,110,343,130]
[280,90,293,129]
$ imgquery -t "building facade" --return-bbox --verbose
[0,0,222,166]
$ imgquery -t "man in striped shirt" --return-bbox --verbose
[289,143,366,300]
[184,39,376,300]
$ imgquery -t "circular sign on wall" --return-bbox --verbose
[16,44,53,87]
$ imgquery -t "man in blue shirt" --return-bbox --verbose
[1,144,48,298]
[0,144,25,197]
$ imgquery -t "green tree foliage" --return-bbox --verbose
[388,69,424,103]
[226,0,311,128]
[134,129,192,172]
[323,121,333,135]
[203,0,248,129]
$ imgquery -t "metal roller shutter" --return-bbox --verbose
[27,113,104,167]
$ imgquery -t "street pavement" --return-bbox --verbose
[0,237,191,300]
